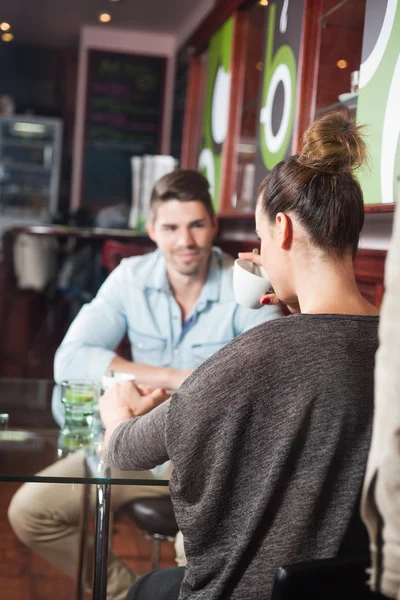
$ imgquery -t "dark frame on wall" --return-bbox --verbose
[181,54,207,170]
[80,49,167,209]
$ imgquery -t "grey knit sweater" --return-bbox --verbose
[106,314,379,599]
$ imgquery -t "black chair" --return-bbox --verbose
[271,556,385,600]
[122,496,179,569]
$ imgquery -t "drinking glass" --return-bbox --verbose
[57,380,100,457]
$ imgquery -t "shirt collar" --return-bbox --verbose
[144,250,169,292]
[145,247,223,307]
[195,247,222,309]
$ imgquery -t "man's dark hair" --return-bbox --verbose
[150,169,214,219]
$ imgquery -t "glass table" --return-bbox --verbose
[0,378,169,600]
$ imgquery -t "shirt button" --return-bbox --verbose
[173,349,179,355]
[137,342,144,349]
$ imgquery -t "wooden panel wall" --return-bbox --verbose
[354,249,386,308]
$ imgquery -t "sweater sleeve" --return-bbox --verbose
[105,399,170,471]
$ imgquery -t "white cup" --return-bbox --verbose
[233,258,272,309]
[101,372,136,391]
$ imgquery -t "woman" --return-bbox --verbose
[101,111,379,599]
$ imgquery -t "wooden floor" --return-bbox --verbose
[0,481,176,600]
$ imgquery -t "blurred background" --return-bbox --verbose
[0,0,397,376]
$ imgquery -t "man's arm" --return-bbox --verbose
[109,355,192,390]
[54,263,192,389]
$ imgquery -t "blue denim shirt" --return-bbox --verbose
[54,247,280,383]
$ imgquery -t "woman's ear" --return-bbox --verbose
[276,213,292,250]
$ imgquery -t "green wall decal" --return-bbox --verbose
[198,17,234,211]
[259,3,297,170]
[254,0,304,190]
[357,0,400,205]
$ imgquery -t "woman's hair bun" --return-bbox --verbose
[298,111,368,172]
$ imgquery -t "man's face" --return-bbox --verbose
[146,200,218,277]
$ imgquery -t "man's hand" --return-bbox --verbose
[99,381,170,443]
[108,355,193,391]
[238,251,301,314]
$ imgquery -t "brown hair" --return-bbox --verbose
[150,169,214,219]
[258,111,368,257]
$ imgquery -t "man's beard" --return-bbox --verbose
[173,261,203,276]
[176,265,202,276]
[169,250,204,276]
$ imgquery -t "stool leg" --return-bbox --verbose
[152,537,161,570]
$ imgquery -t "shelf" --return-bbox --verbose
[1,161,51,173]
[315,94,358,116]
[318,0,351,22]
[2,139,51,149]
[7,224,153,240]
[0,209,49,221]
[364,203,396,214]
[0,190,49,198]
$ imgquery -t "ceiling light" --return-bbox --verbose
[259,0,269,5]
[1,32,14,42]
[99,13,112,23]
[0,22,11,31]
[336,59,348,69]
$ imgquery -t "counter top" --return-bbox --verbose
[8,224,149,240]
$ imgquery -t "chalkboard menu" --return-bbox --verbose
[82,50,166,206]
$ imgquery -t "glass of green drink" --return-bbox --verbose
[58,380,100,457]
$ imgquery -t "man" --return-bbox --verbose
[8,170,280,600]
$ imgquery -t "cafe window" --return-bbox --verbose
[314,0,367,120]
[223,0,306,214]
[233,3,267,213]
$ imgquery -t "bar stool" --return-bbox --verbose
[122,496,179,570]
